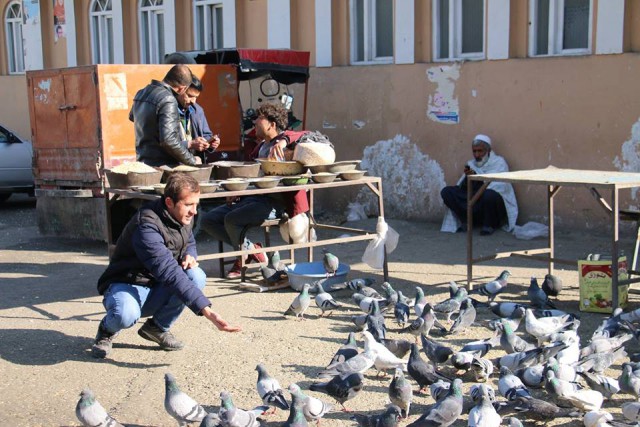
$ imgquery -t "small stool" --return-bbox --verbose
[620,209,640,276]
[218,218,295,281]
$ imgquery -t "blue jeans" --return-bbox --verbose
[200,195,283,248]
[100,267,206,333]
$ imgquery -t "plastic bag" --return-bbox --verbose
[362,217,400,269]
[346,202,367,222]
[513,221,549,240]
[279,213,317,244]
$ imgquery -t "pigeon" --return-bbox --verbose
[401,303,446,341]
[527,277,557,309]
[524,309,573,344]
[412,286,427,317]
[469,270,511,302]
[497,319,535,354]
[200,413,221,427]
[309,372,364,411]
[351,314,368,331]
[499,347,545,372]
[381,338,412,359]
[164,373,208,426]
[489,302,529,318]
[388,368,413,418]
[447,281,459,298]
[260,251,287,283]
[576,371,620,399]
[420,334,453,367]
[381,282,399,307]
[406,378,463,427]
[407,343,450,393]
[255,364,289,414]
[366,299,387,342]
[327,332,359,367]
[515,365,544,388]
[218,390,268,427]
[352,293,388,314]
[592,308,625,339]
[460,335,500,358]
[284,283,312,320]
[362,331,407,376]
[483,306,525,332]
[468,384,501,427]
[355,283,383,299]
[580,333,634,358]
[622,401,640,422]
[393,291,410,327]
[541,273,562,297]
[498,366,531,401]
[447,298,476,335]
[575,346,627,374]
[503,396,573,422]
[506,417,524,427]
[350,404,402,427]
[288,384,334,424]
[429,380,450,402]
[618,363,640,399]
[433,287,468,322]
[582,410,615,427]
[319,350,376,379]
[314,283,340,317]
[451,351,475,372]
[469,383,497,405]
[283,392,308,427]
[75,388,124,427]
[470,357,495,382]
[347,278,376,290]
[322,248,339,278]
[543,356,577,382]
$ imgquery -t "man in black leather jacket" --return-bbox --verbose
[129,64,199,167]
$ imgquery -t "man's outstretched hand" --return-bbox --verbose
[202,306,242,332]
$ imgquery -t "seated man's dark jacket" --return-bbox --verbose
[129,80,197,167]
[97,198,210,315]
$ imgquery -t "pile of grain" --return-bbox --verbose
[110,162,158,174]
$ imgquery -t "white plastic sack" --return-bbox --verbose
[513,221,549,240]
[362,217,400,269]
[279,213,317,244]
[346,202,367,222]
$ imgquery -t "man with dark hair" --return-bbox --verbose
[91,173,240,359]
[176,75,220,164]
[200,102,309,278]
[130,64,200,167]
[440,134,518,235]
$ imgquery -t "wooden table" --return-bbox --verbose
[467,166,640,308]
[105,176,388,283]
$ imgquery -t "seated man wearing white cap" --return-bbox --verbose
[440,134,518,235]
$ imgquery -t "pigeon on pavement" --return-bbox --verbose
[381,338,412,359]
[366,299,387,342]
[284,283,312,320]
[388,368,412,418]
[350,404,402,427]
[541,273,563,297]
[288,384,334,424]
[406,379,463,427]
[309,372,364,411]
[75,388,124,427]
[283,392,308,427]
[469,270,511,302]
[218,390,268,427]
[319,350,376,379]
[433,287,468,322]
[393,291,410,327]
[468,384,501,427]
[362,331,407,376]
[527,277,557,309]
[164,373,208,426]
[407,343,450,393]
[314,283,341,317]
[420,334,453,367]
[200,413,221,427]
[255,364,289,414]
[447,298,476,335]
[327,332,359,367]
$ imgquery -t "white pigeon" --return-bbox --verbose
[564,388,604,412]
[75,389,124,427]
[622,401,640,422]
[164,373,208,426]
[361,331,407,375]
[524,309,573,344]
[583,410,614,427]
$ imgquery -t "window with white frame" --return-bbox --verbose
[4,1,24,74]
[530,0,592,56]
[194,0,223,50]
[433,0,485,61]
[139,0,165,64]
[350,0,393,64]
[90,0,114,64]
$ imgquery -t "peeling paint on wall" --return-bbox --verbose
[426,63,460,125]
[35,79,51,103]
[356,134,446,221]
[322,120,337,129]
[613,117,640,199]
[352,120,366,129]
[103,73,128,111]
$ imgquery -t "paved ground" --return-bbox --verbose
[1,194,640,426]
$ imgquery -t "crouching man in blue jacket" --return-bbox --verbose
[92,173,240,359]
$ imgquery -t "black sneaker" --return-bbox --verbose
[91,322,119,359]
[480,226,495,236]
[137,319,184,351]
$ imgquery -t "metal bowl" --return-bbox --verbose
[285,262,350,292]
[251,177,281,189]
[309,160,361,174]
[105,169,163,189]
[339,170,367,181]
[152,183,166,195]
[256,158,305,176]
[281,175,309,186]
[220,179,250,191]
[199,182,219,193]
[211,161,261,180]
[311,172,338,183]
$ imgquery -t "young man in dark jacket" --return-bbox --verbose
[92,173,240,359]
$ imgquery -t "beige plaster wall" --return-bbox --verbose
[0,75,29,139]
[304,53,640,228]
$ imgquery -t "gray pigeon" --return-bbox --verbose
[447,298,476,335]
[327,332,359,367]
[489,302,528,318]
[618,363,640,399]
[283,392,308,427]
[507,417,524,427]
[388,368,413,418]
[284,283,311,320]
[576,371,620,399]
[541,273,562,297]
[420,334,453,367]
[622,401,640,422]
[470,357,495,383]
[429,380,450,402]
[433,287,468,322]
[468,384,501,427]
[255,364,289,414]
[314,283,341,316]
[402,303,446,341]
[319,350,376,379]
[381,338,412,359]
[218,390,268,427]
[288,383,334,424]
[498,366,531,401]
[527,277,556,309]
[413,287,427,317]
[350,404,402,427]
[164,373,208,426]
[322,248,339,278]
[497,319,535,354]
[381,282,399,306]
[503,396,572,422]
[260,251,287,284]
[366,299,387,342]
[484,306,526,332]
[407,343,450,393]
[575,345,627,374]
[393,291,410,327]
[75,388,124,427]
[200,413,221,427]
[406,378,463,427]
[469,270,511,302]
[309,372,364,411]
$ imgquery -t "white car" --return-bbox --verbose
[0,125,34,201]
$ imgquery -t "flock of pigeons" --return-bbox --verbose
[75,252,640,427]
